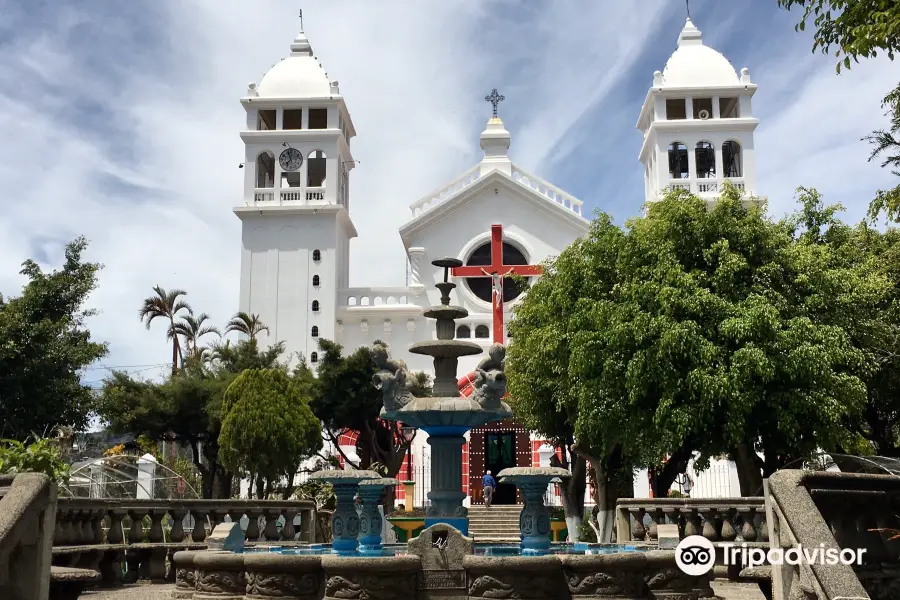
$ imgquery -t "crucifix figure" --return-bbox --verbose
[485,88,505,118]
[452,224,543,343]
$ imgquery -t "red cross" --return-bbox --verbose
[451,224,543,343]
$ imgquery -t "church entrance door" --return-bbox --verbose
[485,432,517,504]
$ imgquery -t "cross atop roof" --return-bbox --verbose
[485,88,505,118]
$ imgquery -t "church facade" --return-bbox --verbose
[234,16,758,503]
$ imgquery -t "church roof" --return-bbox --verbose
[400,114,588,245]
[398,168,589,247]
[252,32,334,98]
[659,18,739,88]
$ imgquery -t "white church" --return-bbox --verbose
[234,16,758,504]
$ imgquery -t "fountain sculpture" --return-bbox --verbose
[498,467,570,554]
[378,258,512,535]
[308,469,380,554]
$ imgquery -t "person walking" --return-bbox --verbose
[482,470,497,508]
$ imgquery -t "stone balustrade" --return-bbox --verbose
[615,497,768,545]
[51,498,317,588]
[765,470,900,600]
[0,473,57,600]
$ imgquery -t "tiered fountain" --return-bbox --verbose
[378,258,513,536]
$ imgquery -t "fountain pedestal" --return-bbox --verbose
[498,467,571,555]
[357,478,397,554]
[309,469,379,555]
[424,429,469,534]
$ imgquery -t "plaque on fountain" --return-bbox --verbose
[408,523,472,599]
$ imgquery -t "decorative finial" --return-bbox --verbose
[299,8,304,31]
[686,0,691,20]
[485,88,505,118]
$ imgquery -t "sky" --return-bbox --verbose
[0,0,897,386]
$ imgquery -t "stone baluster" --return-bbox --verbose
[684,509,701,538]
[107,509,126,545]
[123,548,142,584]
[263,508,281,541]
[281,509,297,541]
[245,509,261,541]
[701,509,719,542]
[662,508,679,539]
[719,508,737,542]
[54,508,70,545]
[299,508,315,543]
[147,509,165,543]
[127,509,146,544]
[647,509,662,542]
[69,509,85,545]
[739,508,757,542]
[630,508,646,542]
[190,507,208,542]
[89,509,106,544]
[169,509,186,543]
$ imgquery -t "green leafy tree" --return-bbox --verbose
[311,339,429,478]
[0,436,71,485]
[778,0,900,222]
[97,326,286,498]
[509,185,886,509]
[139,286,192,375]
[0,237,108,440]
[219,369,322,499]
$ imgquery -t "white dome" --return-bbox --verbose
[254,33,333,98]
[661,19,739,88]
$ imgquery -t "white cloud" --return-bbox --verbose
[0,1,896,384]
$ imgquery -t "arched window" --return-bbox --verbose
[312,274,320,286]
[722,141,743,177]
[695,141,716,179]
[464,241,531,303]
[311,300,320,312]
[668,142,688,179]
[310,352,319,363]
[312,249,321,262]
[311,326,319,337]
[308,150,326,187]
[256,151,275,188]
[475,325,490,339]
[456,325,471,339]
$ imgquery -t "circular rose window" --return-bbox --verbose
[464,241,531,304]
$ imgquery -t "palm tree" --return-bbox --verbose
[139,286,192,376]
[225,311,270,341]
[175,313,221,361]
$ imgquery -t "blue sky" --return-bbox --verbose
[0,0,897,382]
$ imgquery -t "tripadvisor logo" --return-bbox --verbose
[676,535,867,576]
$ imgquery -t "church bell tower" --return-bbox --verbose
[234,28,357,366]
[636,17,761,205]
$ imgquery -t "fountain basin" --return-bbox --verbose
[408,339,483,358]
[498,467,571,555]
[381,396,512,430]
[174,545,712,600]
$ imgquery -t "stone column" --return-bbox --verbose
[426,433,468,533]
[519,481,552,554]
[407,247,426,295]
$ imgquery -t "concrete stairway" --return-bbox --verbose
[467,505,522,543]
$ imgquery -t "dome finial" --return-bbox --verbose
[685,0,691,20]
[677,12,703,47]
[299,8,304,32]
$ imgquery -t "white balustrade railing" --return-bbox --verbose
[251,187,329,206]
[409,165,482,218]
[510,166,584,216]
[339,287,417,308]
[666,178,745,195]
